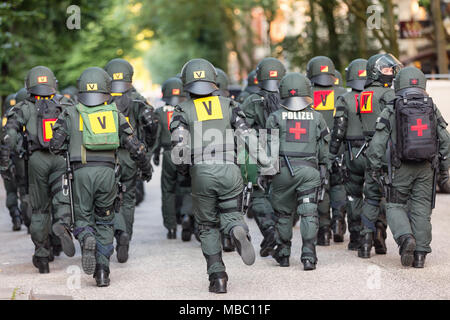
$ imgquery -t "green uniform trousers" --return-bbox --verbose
[114,149,137,238]
[73,166,117,267]
[271,165,320,261]
[160,150,192,230]
[190,163,247,276]
[343,147,365,234]
[29,150,71,258]
[386,162,433,253]
[3,155,28,220]
[361,156,387,236]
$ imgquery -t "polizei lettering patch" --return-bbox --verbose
[193,96,223,121]
[281,111,314,121]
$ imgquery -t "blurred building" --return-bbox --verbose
[395,0,450,74]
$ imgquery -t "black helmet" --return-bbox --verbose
[345,59,368,91]
[306,56,336,87]
[162,77,185,106]
[279,73,313,111]
[366,53,403,88]
[25,66,57,96]
[104,58,134,93]
[394,66,427,96]
[256,57,286,92]
[215,68,230,97]
[77,67,112,107]
[181,58,218,95]
[15,88,28,103]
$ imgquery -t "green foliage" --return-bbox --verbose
[0,0,136,97]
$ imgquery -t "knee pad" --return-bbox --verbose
[218,195,242,214]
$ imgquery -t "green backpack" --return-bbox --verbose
[76,103,120,150]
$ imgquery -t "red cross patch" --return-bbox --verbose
[286,120,309,143]
[289,89,297,96]
[410,79,419,85]
[411,118,428,137]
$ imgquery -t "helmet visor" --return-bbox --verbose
[111,81,132,93]
[281,96,313,111]
[374,54,403,76]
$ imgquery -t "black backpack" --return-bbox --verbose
[36,98,63,149]
[395,92,437,162]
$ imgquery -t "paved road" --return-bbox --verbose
[1,165,450,300]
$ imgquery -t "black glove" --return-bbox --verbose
[1,164,15,181]
[139,158,153,182]
[370,169,382,185]
[153,153,160,166]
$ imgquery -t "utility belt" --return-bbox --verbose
[280,157,317,170]
[71,161,115,171]
[363,130,375,138]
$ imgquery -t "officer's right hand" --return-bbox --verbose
[140,162,153,182]
[1,164,15,181]
[438,170,450,185]
[153,153,160,166]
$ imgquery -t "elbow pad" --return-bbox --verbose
[49,130,67,153]
[124,134,146,162]
[330,116,347,154]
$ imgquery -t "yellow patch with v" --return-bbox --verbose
[359,91,373,113]
[313,90,335,111]
[2,117,7,127]
[88,111,117,134]
[42,119,57,142]
[193,96,223,121]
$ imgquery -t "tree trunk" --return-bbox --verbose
[431,0,449,74]
[318,0,341,70]
[385,0,399,57]
[309,0,318,57]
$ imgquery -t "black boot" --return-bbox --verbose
[317,226,331,246]
[167,228,176,239]
[231,226,255,265]
[332,218,346,243]
[115,230,130,263]
[398,234,416,267]
[271,244,290,267]
[374,221,387,254]
[11,208,22,231]
[32,255,49,274]
[222,232,235,252]
[259,226,276,257]
[208,272,228,294]
[358,232,373,259]
[181,215,193,242]
[94,264,110,287]
[301,239,317,271]
[348,231,360,251]
[52,223,75,257]
[52,244,63,257]
[81,235,96,275]
[413,251,427,268]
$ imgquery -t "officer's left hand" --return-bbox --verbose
[153,153,160,166]
[438,170,449,186]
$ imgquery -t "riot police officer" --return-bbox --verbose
[152,77,193,240]
[170,58,274,293]
[236,70,259,104]
[264,72,330,270]
[240,57,286,257]
[330,59,368,250]
[366,66,450,267]
[1,93,23,230]
[50,67,152,286]
[307,56,348,245]
[214,68,231,98]
[0,66,75,273]
[104,58,156,263]
[357,53,402,259]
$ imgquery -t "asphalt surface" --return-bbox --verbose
[1,165,450,300]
